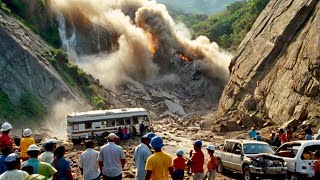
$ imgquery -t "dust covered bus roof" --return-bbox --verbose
[67,108,149,122]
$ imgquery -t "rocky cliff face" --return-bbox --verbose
[0,10,85,108]
[216,0,320,131]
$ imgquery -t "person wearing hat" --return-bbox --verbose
[133,132,155,180]
[20,128,36,161]
[98,133,125,179]
[21,144,57,179]
[0,122,13,151]
[79,141,100,180]
[248,127,256,139]
[39,141,54,164]
[145,136,174,180]
[188,140,204,180]
[205,145,217,180]
[0,153,29,179]
[173,149,186,180]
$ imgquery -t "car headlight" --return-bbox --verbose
[266,159,273,166]
[252,160,260,167]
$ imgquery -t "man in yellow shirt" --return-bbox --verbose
[20,129,35,161]
[145,136,174,180]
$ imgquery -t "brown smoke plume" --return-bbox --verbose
[51,0,232,89]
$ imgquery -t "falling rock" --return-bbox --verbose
[239,114,255,128]
[164,100,186,116]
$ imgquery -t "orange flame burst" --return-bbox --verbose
[178,53,192,62]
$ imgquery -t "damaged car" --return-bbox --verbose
[215,139,287,180]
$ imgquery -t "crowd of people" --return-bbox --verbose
[0,122,219,180]
[248,124,320,147]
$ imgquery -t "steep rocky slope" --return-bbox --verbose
[216,0,320,131]
[0,10,85,109]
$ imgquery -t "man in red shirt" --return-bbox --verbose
[189,140,204,180]
[0,122,13,151]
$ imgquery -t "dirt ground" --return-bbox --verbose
[61,118,246,180]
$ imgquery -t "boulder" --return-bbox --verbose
[239,114,255,128]
[164,100,186,116]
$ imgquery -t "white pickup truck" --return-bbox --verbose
[215,139,287,180]
[276,140,320,179]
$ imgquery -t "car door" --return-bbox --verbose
[277,143,301,173]
[231,143,243,172]
[222,142,236,169]
[295,145,320,177]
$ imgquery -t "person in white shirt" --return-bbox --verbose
[0,153,29,180]
[39,142,54,163]
[98,133,125,180]
[79,141,100,180]
[133,132,155,180]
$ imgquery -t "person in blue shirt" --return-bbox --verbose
[255,132,262,141]
[0,146,11,174]
[248,127,257,139]
[51,146,73,180]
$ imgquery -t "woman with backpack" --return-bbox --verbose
[51,146,73,180]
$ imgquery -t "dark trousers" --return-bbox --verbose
[173,169,184,180]
[103,174,122,180]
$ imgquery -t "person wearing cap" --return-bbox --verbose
[0,153,29,179]
[173,149,185,180]
[21,144,57,179]
[248,127,256,139]
[51,146,73,180]
[133,132,155,180]
[255,132,262,141]
[205,145,217,180]
[20,128,36,161]
[189,140,204,180]
[145,136,174,180]
[39,141,54,164]
[0,146,11,174]
[79,141,100,180]
[0,122,13,151]
[98,133,125,180]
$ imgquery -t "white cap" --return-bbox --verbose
[107,133,118,141]
[5,153,19,162]
[207,145,215,151]
[27,144,40,152]
[23,129,32,136]
[1,122,12,131]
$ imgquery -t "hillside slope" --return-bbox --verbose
[0,10,87,119]
[216,0,320,131]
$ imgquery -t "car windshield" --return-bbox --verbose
[244,143,275,154]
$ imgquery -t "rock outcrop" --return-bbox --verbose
[217,0,320,130]
[0,10,85,108]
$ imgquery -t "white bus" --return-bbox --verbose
[67,108,151,143]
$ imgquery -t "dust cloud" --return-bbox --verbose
[51,0,232,89]
[44,100,87,138]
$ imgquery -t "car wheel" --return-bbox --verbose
[217,159,225,174]
[242,166,254,180]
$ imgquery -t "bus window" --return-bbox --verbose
[125,118,131,125]
[73,124,79,130]
[132,117,139,124]
[85,122,92,129]
[101,121,106,125]
[144,116,150,121]
[117,119,125,125]
[105,120,113,127]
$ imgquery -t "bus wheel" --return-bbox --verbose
[101,132,110,138]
